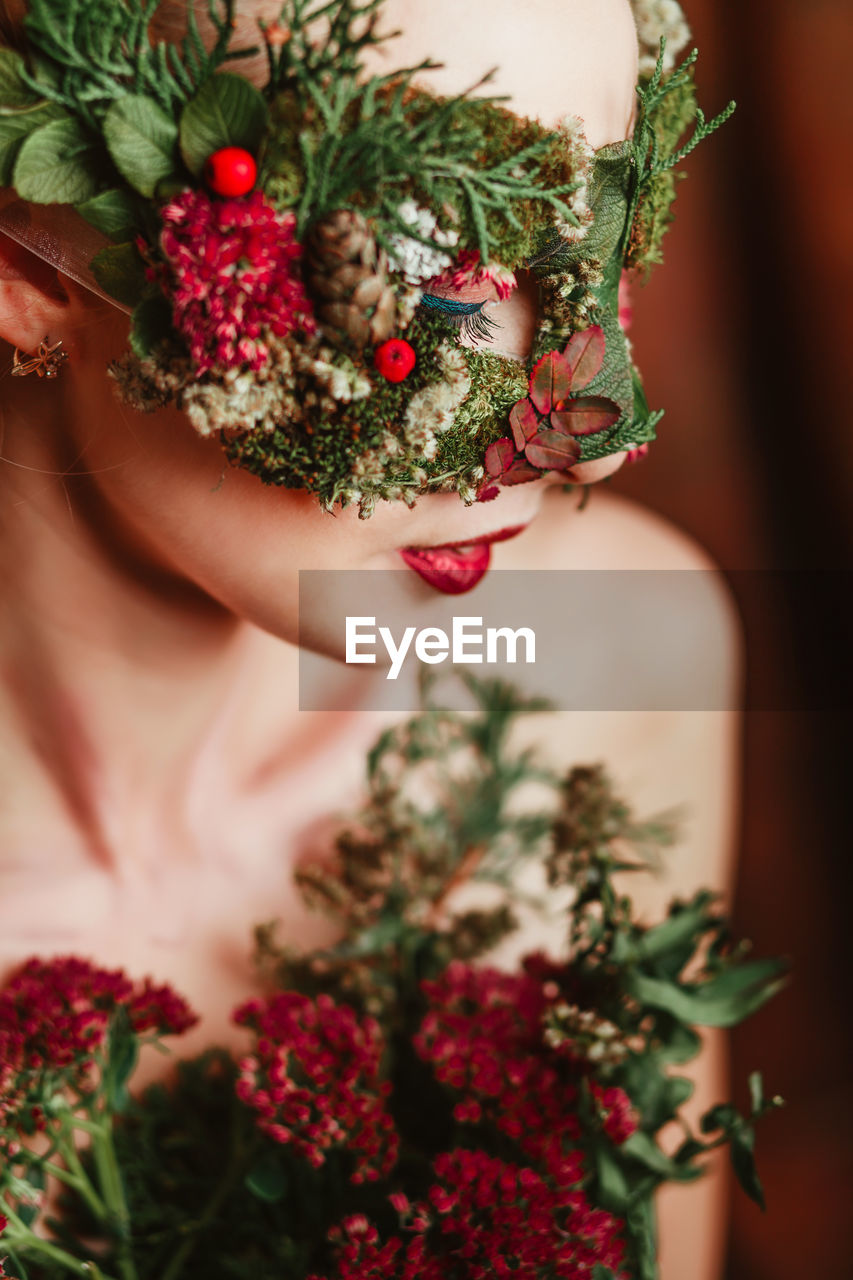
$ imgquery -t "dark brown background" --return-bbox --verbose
[611,1,853,1273]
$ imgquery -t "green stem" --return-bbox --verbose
[1,1204,119,1280]
[88,1120,139,1280]
[41,1159,107,1221]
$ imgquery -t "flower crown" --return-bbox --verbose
[0,0,733,516]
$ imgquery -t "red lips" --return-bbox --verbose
[399,525,528,595]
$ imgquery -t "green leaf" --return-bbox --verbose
[627,959,787,1028]
[0,48,42,111]
[77,188,143,241]
[103,95,180,198]
[91,241,148,308]
[179,72,268,175]
[621,1129,701,1181]
[129,293,174,360]
[730,1125,766,1210]
[245,1153,289,1203]
[593,1140,630,1213]
[12,117,102,204]
[0,102,65,185]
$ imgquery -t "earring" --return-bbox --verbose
[11,337,68,379]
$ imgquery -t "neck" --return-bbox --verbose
[0,408,311,868]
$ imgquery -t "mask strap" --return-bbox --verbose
[0,190,131,314]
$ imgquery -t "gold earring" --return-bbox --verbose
[11,337,68,379]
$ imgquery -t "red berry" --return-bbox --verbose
[374,338,416,383]
[204,147,257,198]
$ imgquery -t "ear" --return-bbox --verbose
[0,231,72,354]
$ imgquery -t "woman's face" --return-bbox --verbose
[2,0,639,651]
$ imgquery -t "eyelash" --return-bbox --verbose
[418,295,499,344]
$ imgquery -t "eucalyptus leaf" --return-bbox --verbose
[77,188,143,241]
[0,47,42,111]
[103,95,180,198]
[179,72,268,175]
[91,241,148,308]
[12,117,102,204]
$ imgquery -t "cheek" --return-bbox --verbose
[561,451,628,486]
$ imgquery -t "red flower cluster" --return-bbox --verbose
[156,188,315,374]
[312,1148,628,1280]
[234,992,398,1183]
[591,1081,639,1146]
[0,957,197,1155]
[0,1212,15,1280]
[414,959,584,1182]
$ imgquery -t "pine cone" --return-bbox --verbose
[305,209,397,349]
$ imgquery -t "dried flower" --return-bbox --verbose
[234,992,398,1183]
[632,0,692,76]
[155,188,315,375]
[426,249,517,302]
[386,201,459,285]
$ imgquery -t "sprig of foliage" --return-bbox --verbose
[262,0,395,92]
[19,0,254,127]
[624,39,735,270]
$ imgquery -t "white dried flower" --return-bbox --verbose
[631,0,692,76]
[386,200,460,285]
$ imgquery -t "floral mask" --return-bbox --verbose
[0,0,732,515]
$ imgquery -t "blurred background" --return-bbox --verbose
[613,0,853,1273]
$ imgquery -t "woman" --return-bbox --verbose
[0,2,738,1275]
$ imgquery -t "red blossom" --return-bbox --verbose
[311,1149,628,1280]
[155,188,315,374]
[414,960,584,1182]
[479,326,622,497]
[0,957,197,1158]
[234,992,398,1184]
[591,1082,639,1145]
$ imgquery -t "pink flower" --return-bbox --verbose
[426,249,517,302]
[234,992,398,1184]
[155,188,315,374]
[480,326,622,496]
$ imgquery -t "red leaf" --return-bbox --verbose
[524,430,582,471]
[484,437,516,479]
[476,484,501,503]
[563,325,605,390]
[509,398,539,450]
[549,396,621,437]
[501,459,541,486]
[529,350,573,415]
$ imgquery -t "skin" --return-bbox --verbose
[0,4,735,1276]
